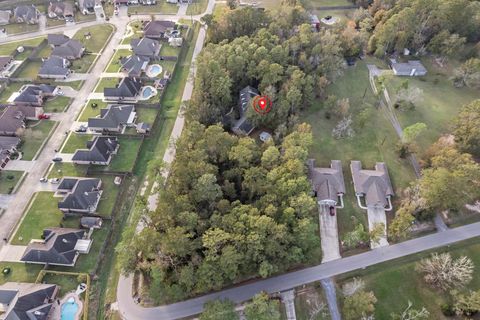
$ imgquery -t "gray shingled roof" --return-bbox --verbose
[57,178,102,212]
[72,136,118,163]
[14,5,38,23]
[48,1,74,17]
[391,60,427,74]
[350,161,394,208]
[14,84,56,105]
[120,55,149,76]
[308,159,346,202]
[0,106,28,135]
[143,20,176,38]
[0,282,57,320]
[239,85,259,116]
[88,104,135,130]
[80,216,102,229]
[130,38,160,58]
[0,11,11,25]
[0,136,20,150]
[21,228,85,266]
[38,56,70,77]
[104,77,142,99]
[47,34,70,46]
[51,39,84,59]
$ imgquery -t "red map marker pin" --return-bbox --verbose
[252,96,272,115]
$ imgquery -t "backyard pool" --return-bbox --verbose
[140,86,157,100]
[61,297,79,320]
[146,64,163,78]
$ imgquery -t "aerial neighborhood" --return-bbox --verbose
[0,0,479,319]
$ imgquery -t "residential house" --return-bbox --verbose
[139,0,157,4]
[51,39,85,60]
[72,136,119,165]
[230,86,258,135]
[56,177,102,214]
[78,0,96,15]
[48,1,74,21]
[88,104,136,133]
[104,77,142,102]
[307,159,345,209]
[21,228,91,266]
[38,56,71,79]
[13,5,39,24]
[80,216,102,229]
[0,136,20,169]
[47,34,70,47]
[0,105,41,136]
[0,282,58,320]
[350,161,394,210]
[0,56,13,73]
[131,38,161,60]
[0,11,11,26]
[136,122,150,134]
[120,55,149,77]
[13,84,56,107]
[390,59,427,76]
[143,20,176,39]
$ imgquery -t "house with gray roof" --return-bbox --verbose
[0,105,41,136]
[0,282,58,320]
[350,161,394,210]
[72,136,119,165]
[230,86,258,136]
[21,228,91,266]
[0,136,20,169]
[13,5,39,24]
[131,38,161,59]
[0,11,11,26]
[13,84,56,107]
[78,0,96,15]
[51,39,85,60]
[143,20,176,39]
[104,77,142,102]
[88,104,136,133]
[47,34,70,47]
[56,177,102,214]
[308,159,345,208]
[38,56,71,79]
[48,1,74,20]
[390,59,427,76]
[120,55,149,77]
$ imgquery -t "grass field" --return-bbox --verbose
[105,49,131,73]
[73,24,115,53]
[300,59,416,240]
[0,37,45,56]
[78,100,108,121]
[128,2,178,14]
[95,77,120,93]
[0,171,23,194]
[43,96,71,113]
[61,133,92,153]
[20,120,56,160]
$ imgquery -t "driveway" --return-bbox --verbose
[367,206,389,249]
[0,195,14,209]
[0,245,26,262]
[4,160,36,172]
[319,205,341,262]
[280,290,296,320]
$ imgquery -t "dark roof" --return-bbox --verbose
[351,161,394,208]
[130,38,160,58]
[0,56,12,69]
[0,106,27,134]
[80,217,102,229]
[21,228,85,265]
[48,1,74,17]
[88,104,135,129]
[239,85,259,116]
[308,159,346,202]
[143,20,176,37]
[38,56,69,76]
[14,84,56,104]
[104,77,142,99]
[72,136,118,163]
[0,136,20,150]
[0,282,57,320]
[58,178,102,212]
[78,0,96,10]
[47,34,70,46]
[14,5,38,22]
[120,55,149,76]
[51,39,84,59]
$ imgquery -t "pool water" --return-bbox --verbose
[142,87,154,98]
[147,64,163,77]
[61,299,79,320]
[150,65,161,73]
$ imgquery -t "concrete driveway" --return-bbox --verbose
[367,206,389,248]
[319,205,341,263]
[0,195,13,209]
[0,245,26,262]
[4,160,36,172]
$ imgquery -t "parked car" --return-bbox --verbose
[52,157,63,162]
[39,177,48,183]
[56,90,64,96]
[38,114,50,120]
[75,125,87,133]
[49,178,60,184]
[329,206,335,216]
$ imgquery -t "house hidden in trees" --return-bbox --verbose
[0,282,58,320]
[143,20,176,39]
[390,59,427,76]
[350,161,394,210]
[56,177,103,215]
[72,136,119,165]
[13,84,57,107]
[21,228,91,266]
[87,104,137,133]
[0,136,20,169]
[307,159,346,208]
[104,77,142,102]
[228,86,259,136]
[0,105,42,136]
[13,5,39,24]
[38,56,71,79]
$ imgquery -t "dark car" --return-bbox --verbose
[329,206,335,216]
[52,157,63,162]
[76,125,87,133]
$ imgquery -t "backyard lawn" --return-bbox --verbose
[0,262,42,285]
[0,82,25,103]
[95,77,120,93]
[61,133,93,153]
[20,120,56,160]
[300,59,416,239]
[128,2,178,14]
[91,137,143,173]
[73,24,115,53]
[0,37,45,56]
[160,60,177,75]
[44,96,71,113]
[36,44,53,58]
[105,49,131,73]
[42,273,84,297]
[71,53,97,73]
[309,0,354,7]
[78,100,108,121]
[15,61,42,79]
[48,162,88,179]
[136,107,159,124]
[159,45,181,57]
[95,175,121,216]
[314,8,356,25]
[0,171,24,194]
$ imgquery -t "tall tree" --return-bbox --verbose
[201,299,239,320]
[244,293,281,320]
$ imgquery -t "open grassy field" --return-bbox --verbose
[43,96,71,113]
[128,2,178,14]
[0,37,45,56]
[61,133,92,153]
[20,120,56,160]
[0,171,24,194]
[78,100,108,121]
[105,49,131,73]
[300,59,416,239]
[95,77,120,93]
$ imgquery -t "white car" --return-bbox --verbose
[56,91,64,96]
[49,178,60,184]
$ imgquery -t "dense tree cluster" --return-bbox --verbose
[117,123,319,302]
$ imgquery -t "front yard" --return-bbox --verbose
[0,262,42,285]
[186,0,208,15]
[20,120,56,161]
[77,100,108,121]
[48,162,87,179]
[95,77,120,93]
[0,170,24,194]
[105,49,131,73]
[0,82,25,103]
[44,96,71,113]
[61,133,92,154]
[4,23,39,35]
[73,24,115,53]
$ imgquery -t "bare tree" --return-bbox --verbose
[332,115,354,139]
[416,253,474,291]
[395,87,423,110]
[304,290,328,320]
[390,301,429,320]
[342,277,365,297]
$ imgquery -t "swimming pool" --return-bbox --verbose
[143,87,154,98]
[146,64,163,78]
[61,298,79,320]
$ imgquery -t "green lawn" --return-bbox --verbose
[95,175,121,217]
[105,49,131,73]
[42,273,83,297]
[0,82,24,103]
[300,59,416,239]
[46,18,66,28]
[136,107,158,124]
[36,44,52,58]
[43,96,71,113]
[213,3,228,19]
[15,61,41,79]
[0,171,24,194]
[383,58,480,158]
[314,9,356,25]
[186,0,208,15]
[70,53,97,73]
[61,134,93,154]
[75,13,96,23]
[11,192,63,245]
[4,23,39,35]
[0,37,45,56]
[95,77,120,93]
[91,137,143,173]
[0,262,42,285]
[78,100,108,121]
[160,60,176,74]
[20,120,56,160]
[159,45,181,57]
[57,80,84,91]
[48,163,88,179]
[73,24,115,53]
[128,2,178,14]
